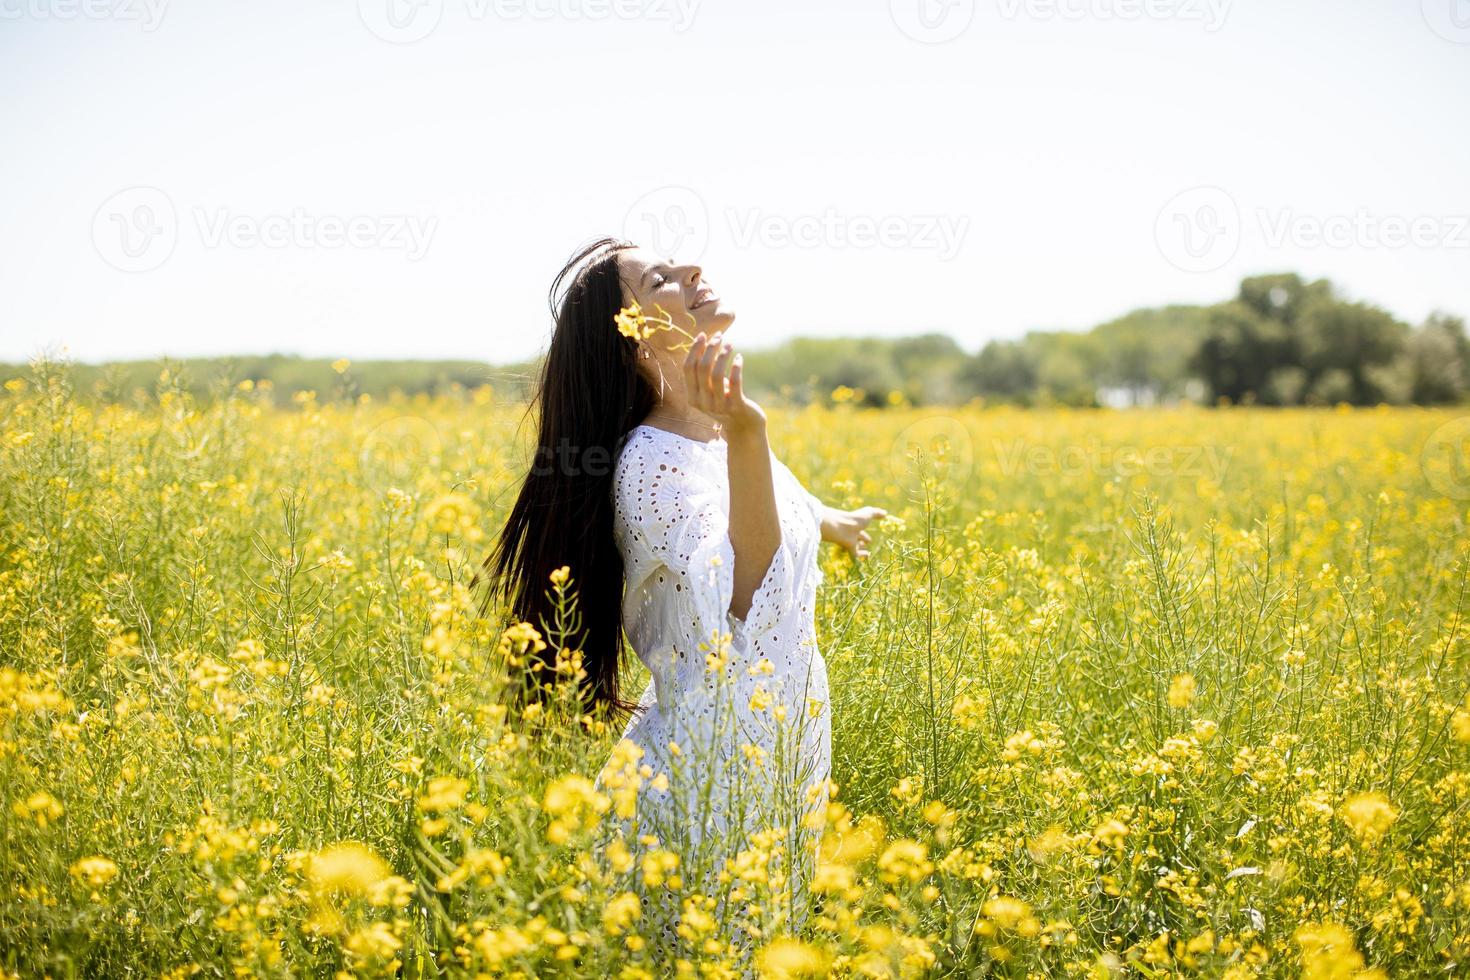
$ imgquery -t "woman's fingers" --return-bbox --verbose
[711,343,733,402]
[699,332,723,401]
[684,333,708,408]
[675,332,747,421]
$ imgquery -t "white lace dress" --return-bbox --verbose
[595,423,831,958]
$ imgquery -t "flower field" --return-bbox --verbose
[2,365,1468,978]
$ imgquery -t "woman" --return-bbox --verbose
[483,237,886,952]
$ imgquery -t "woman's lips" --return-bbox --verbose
[690,290,718,309]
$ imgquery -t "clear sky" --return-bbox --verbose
[2,0,1467,364]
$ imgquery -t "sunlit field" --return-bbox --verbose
[3,365,1469,978]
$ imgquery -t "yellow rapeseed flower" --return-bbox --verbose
[877,839,932,884]
[977,895,1040,938]
[757,937,831,978]
[417,775,470,813]
[1168,673,1197,709]
[12,791,64,828]
[1295,921,1385,980]
[1092,818,1130,853]
[345,922,401,963]
[602,891,641,935]
[69,856,119,889]
[306,842,391,898]
[1340,792,1397,843]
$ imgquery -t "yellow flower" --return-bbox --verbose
[497,621,547,665]
[423,492,480,538]
[1452,700,1470,743]
[614,301,696,348]
[1027,825,1070,861]
[952,692,986,730]
[12,791,64,828]
[1092,818,1130,853]
[1168,673,1197,709]
[1295,921,1384,980]
[977,896,1041,938]
[890,776,923,807]
[1002,730,1045,762]
[758,937,831,977]
[1340,792,1397,843]
[417,775,470,813]
[70,855,119,889]
[542,774,609,844]
[306,842,391,897]
[320,549,354,573]
[877,839,933,883]
[615,301,653,340]
[345,922,402,962]
[602,891,641,935]
[640,848,679,889]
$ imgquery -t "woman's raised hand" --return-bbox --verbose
[684,332,766,435]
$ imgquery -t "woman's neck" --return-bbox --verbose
[642,397,723,443]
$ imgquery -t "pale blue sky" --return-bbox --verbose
[2,0,1467,363]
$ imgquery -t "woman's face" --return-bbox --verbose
[617,246,735,351]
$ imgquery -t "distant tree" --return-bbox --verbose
[1236,272,1332,327]
[1191,300,1293,404]
[1091,305,1212,403]
[886,334,966,404]
[1294,296,1408,404]
[1192,274,1414,406]
[739,337,905,405]
[1404,313,1470,405]
[960,339,1039,403]
[1029,331,1100,406]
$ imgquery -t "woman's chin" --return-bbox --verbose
[697,306,736,333]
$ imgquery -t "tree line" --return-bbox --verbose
[746,272,1467,407]
[5,273,1464,408]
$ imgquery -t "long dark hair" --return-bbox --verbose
[476,237,653,724]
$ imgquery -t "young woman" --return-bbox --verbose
[482,237,885,949]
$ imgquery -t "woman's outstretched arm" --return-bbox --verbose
[684,332,779,622]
